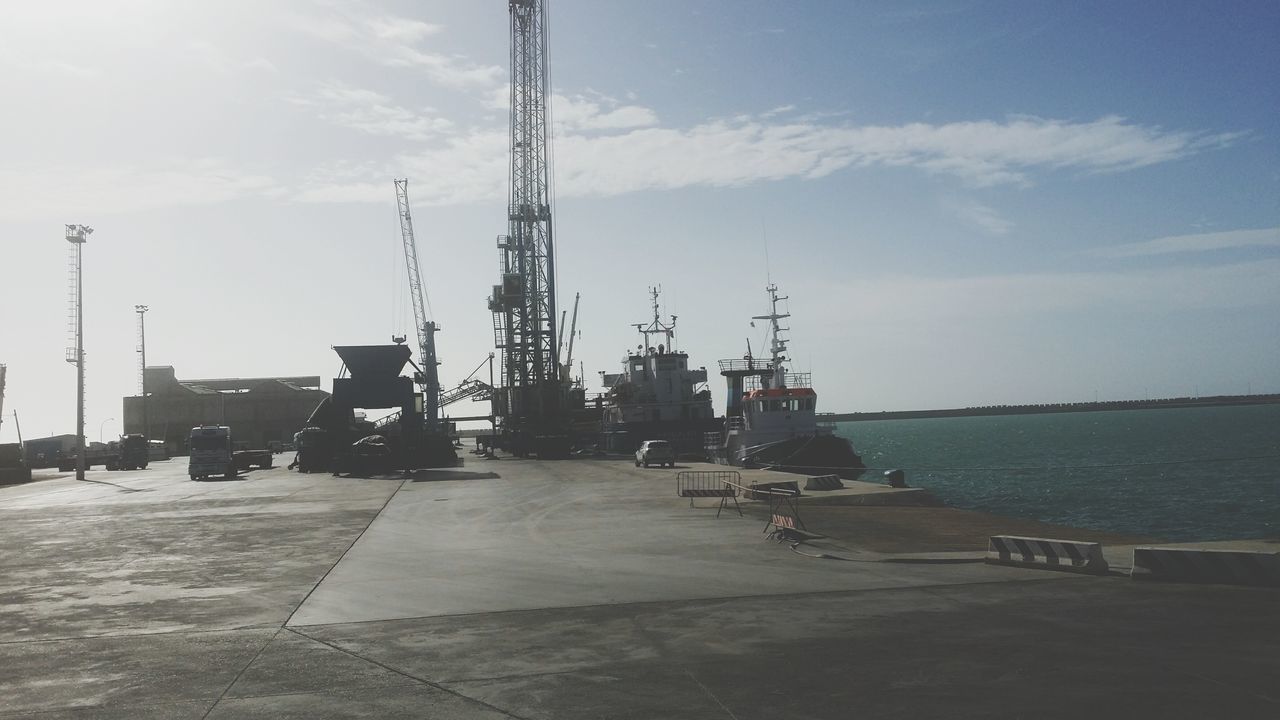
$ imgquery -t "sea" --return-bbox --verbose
[834,404,1279,542]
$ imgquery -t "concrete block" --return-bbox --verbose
[804,474,844,491]
[986,535,1109,575]
[1131,547,1280,587]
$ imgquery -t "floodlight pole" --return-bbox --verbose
[65,224,92,481]
[135,305,149,440]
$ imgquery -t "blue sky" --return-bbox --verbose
[1,0,1277,441]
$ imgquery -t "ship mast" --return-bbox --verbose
[632,286,677,353]
[751,284,790,389]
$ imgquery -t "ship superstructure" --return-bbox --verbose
[706,284,865,479]
[597,287,718,454]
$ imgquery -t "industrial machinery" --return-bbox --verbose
[487,0,571,458]
[296,344,456,476]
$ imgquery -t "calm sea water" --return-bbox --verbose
[835,404,1279,542]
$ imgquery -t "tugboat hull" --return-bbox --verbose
[709,433,866,481]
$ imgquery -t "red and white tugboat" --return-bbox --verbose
[705,283,866,479]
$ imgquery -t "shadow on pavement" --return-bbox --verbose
[77,478,153,493]
[410,469,501,482]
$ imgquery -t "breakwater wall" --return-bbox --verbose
[832,393,1280,422]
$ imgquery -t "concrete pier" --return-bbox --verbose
[1,456,1276,718]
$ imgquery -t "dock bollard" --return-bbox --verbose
[884,469,907,488]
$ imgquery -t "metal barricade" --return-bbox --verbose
[723,479,808,539]
[676,470,743,517]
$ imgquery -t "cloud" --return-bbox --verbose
[292,82,454,140]
[289,111,1243,208]
[188,40,277,75]
[1091,227,1280,258]
[945,198,1014,235]
[294,132,509,207]
[552,94,659,131]
[483,87,658,131]
[293,8,502,89]
[823,258,1280,324]
[546,114,1238,197]
[0,160,283,219]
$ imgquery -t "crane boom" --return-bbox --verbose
[563,293,580,380]
[394,179,440,426]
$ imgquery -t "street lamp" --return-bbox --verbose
[99,418,115,443]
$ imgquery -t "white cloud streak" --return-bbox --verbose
[0,160,283,219]
[292,82,454,140]
[1092,227,1280,258]
[293,9,502,89]
[945,198,1014,235]
[826,258,1280,324]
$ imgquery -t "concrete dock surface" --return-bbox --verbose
[1,456,1276,718]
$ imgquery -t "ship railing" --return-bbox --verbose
[725,416,745,431]
[744,372,812,391]
[816,412,836,433]
[717,359,770,373]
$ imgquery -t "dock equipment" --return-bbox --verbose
[393,179,442,432]
[485,0,571,459]
[311,344,456,474]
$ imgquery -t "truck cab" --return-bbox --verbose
[189,425,234,480]
[118,434,149,471]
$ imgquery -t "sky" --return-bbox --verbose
[1,0,1278,442]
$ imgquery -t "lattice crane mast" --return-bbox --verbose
[394,179,441,428]
[487,0,568,457]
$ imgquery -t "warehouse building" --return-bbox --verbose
[123,367,328,453]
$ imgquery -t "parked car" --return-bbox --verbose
[635,440,675,468]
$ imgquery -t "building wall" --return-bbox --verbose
[123,368,329,452]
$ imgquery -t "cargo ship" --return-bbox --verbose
[596,288,721,456]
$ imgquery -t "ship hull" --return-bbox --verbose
[708,433,866,481]
[599,419,724,457]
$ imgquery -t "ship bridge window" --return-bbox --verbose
[632,362,643,372]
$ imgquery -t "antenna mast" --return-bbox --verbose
[632,286,677,352]
[751,283,791,389]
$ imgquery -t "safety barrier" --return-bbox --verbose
[1131,547,1280,587]
[804,474,843,491]
[676,470,742,518]
[764,487,807,538]
[986,535,1109,575]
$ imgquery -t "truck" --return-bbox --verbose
[116,434,149,471]
[0,443,31,485]
[189,425,235,480]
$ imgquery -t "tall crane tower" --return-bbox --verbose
[394,179,441,429]
[487,0,567,457]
